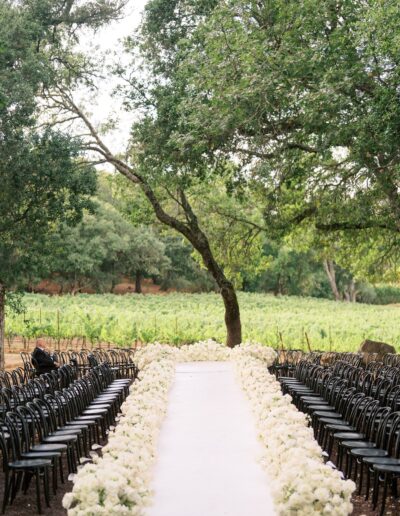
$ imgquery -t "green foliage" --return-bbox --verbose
[48,200,170,292]
[161,236,216,292]
[8,292,400,351]
[0,0,127,293]
[130,0,400,276]
[0,130,96,289]
[361,285,400,306]
[254,242,331,298]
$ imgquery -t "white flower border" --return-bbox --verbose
[232,353,355,515]
[63,340,354,515]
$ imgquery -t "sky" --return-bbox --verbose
[77,0,149,154]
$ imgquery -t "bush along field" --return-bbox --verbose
[5,292,400,352]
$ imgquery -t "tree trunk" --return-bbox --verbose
[221,284,242,347]
[135,271,142,294]
[0,284,5,370]
[350,280,358,303]
[323,259,341,301]
[344,279,357,303]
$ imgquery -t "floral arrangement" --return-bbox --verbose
[63,356,175,515]
[175,339,232,362]
[232,353,355,515]
[64,340,354,515]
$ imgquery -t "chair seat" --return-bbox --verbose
[309,405,335,412]
[67,419,96,426]
[83,408,108,415]
[63,423,89,430]
[32,443,67,453]
[319,418,349,425]
[326,424,355,431]
[351,448,388,458]
[334,432,365,440]
[373,464,400,473]
[9,459,52,469]
[73,415,101,422]
[54,427,82,436]
[44,434,77,444]
[364,457,400,466]
[88,403,112,409]
[343,440,374,449]
[314,411,342,418]
[22,451,61,459]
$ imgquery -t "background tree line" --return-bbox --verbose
[14,172,400,305]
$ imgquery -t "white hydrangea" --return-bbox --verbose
[232,353,355,515]
[63,357,175,515]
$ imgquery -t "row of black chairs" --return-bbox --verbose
[273,349,400,369]
[277,357,400,515]
[0,361,135,513]
[20,348,137,381]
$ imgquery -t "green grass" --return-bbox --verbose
[6,292,400,352]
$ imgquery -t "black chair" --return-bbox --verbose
[0,426,51,514]
[27,400,79,474]
[5,411,62,495]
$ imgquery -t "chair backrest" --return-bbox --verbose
[16,405,41,449]
[0,428,10,473]
[373,407,395,447]
[11,368,25,386]
[46,393,67,427]
[62,388,81,419]
[10,385,27,407]
[374,377,394,405]
[26,400,51,439]
[341,391,364,422]
[355,398,379,436]
[5,411,28,459]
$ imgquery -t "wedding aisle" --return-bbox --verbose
[146,361,275,516]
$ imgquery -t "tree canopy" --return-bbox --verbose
[0,0,125,364]
[4,0,400,351]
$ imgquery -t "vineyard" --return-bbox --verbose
[6,292,400,352]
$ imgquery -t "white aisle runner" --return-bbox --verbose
[146,361,275,516]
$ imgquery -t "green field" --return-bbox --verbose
[5,292,400,352]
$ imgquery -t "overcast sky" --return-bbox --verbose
[78,0,149,154]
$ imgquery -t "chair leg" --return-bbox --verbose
[366,466,371,500]
[2,472,10,514]
[76,437,82,459]
[71,445,77,473]
[392,476,398,498]
[9,471,17,504]
[358,462,364,495]
[83,430,89,456]
[10,471,22,503]
[22,471,31,494]
[43,467,50,508]
[52,458,58,494]
[59,454,65,484]
[372,469,380,510]
[338,445,343,471]
[35,470,42,515]
[66,446,72,473]
[380,473,389,516]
